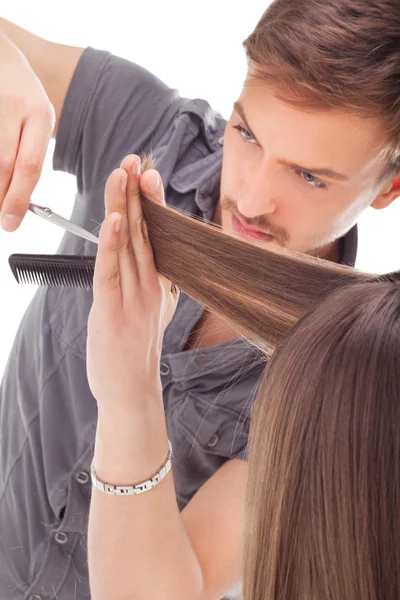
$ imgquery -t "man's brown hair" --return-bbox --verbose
[243,0,400,180]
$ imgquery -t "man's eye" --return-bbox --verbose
[298,170,327,190]
[232,124,256,143]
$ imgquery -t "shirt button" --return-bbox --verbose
[207,434,219,448]
[76,470,90,484]
[54,531,69,545]
[160,363,170,376]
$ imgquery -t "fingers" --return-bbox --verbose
[0,109,20,228]
[100,156,177,313]
[140,169,166,209]
[104,165,139,300]
[128,166,166,293]
[120,153,141,179]
[140,168,179,301]
[125,156,146,237]
[92,210,122,315]
[137,168,173,297]
[0,112,52,232]
[120,157,176,306]
[94,157,141,314]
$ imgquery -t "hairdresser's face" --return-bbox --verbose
[219,79,399,256]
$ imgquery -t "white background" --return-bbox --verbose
[1,0,400,379]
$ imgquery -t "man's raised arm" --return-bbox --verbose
[0,18,84,231]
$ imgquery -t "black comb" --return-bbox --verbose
[8,254,96,289]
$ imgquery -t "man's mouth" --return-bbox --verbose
[232,214,274,242]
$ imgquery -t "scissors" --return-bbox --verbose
[28,202,99,245]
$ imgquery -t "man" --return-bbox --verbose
[0,1,399,598]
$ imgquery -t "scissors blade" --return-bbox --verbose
[28,202,99,245]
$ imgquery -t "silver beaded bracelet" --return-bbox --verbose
[90,440,173,496]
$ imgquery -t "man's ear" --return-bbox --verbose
[371,175,400,210]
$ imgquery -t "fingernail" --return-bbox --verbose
[1,213,20,232]
[121,175,128,193]
[147,171,160,192]
[132,160,141,177]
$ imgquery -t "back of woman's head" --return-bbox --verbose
[243,281,400,600]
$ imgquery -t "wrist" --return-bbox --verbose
[91,440,173,496]
[94,404,170,485]
[96,384,164,422]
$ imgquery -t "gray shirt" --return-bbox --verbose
[0,47,358,600]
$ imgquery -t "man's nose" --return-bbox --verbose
[236,168,277,219]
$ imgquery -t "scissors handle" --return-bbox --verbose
[28,202,99,245]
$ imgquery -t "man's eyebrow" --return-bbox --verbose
[233,100,350,182]
[279,159,350,181]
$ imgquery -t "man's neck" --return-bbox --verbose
[309,238,343,264]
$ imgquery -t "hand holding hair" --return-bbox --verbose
[87,154,179,414]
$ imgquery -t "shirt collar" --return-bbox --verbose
[169,142,224,223]
[340,223,358,267]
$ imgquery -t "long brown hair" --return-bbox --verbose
[141,189,375,354]
[139,173,399,599]
[243,282,400,599]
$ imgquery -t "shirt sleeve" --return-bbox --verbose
[53,46,182,194]
[233,446,249,462]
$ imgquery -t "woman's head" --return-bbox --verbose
[243,281,400,600]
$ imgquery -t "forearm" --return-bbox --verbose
[88,399,204,600]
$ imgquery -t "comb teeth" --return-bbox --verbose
[8,254,96,289]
